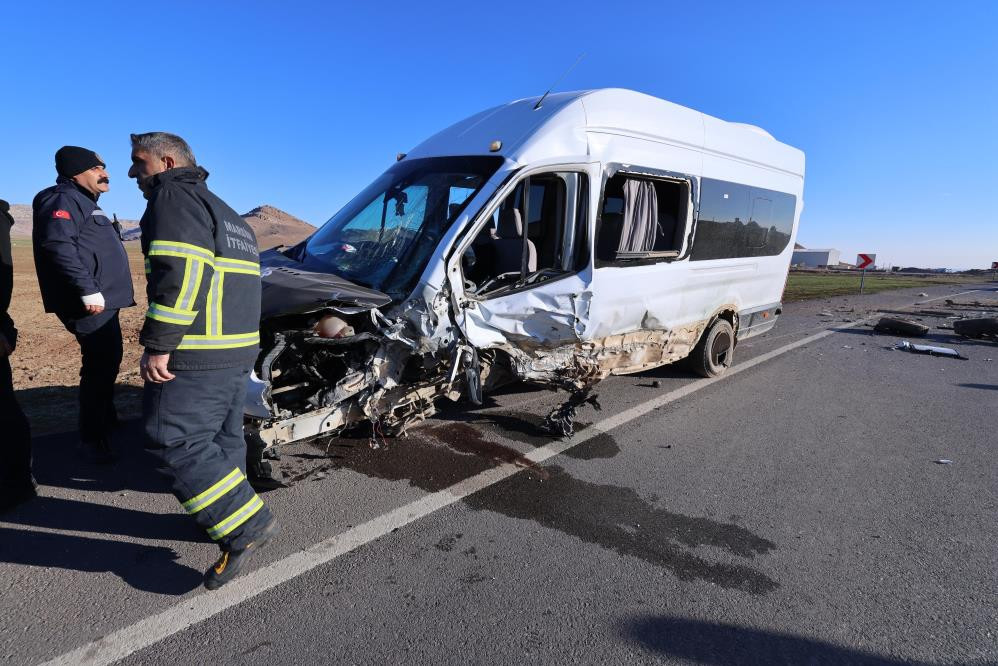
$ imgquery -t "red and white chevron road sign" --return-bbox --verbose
[857,253,876,269]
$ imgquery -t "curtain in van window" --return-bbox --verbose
[619,179,658,253]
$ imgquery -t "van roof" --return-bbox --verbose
[405,88,804,178]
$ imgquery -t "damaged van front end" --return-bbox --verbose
[244,260,486,448]
[244,154,510,448]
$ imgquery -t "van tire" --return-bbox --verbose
[689,319,735,378]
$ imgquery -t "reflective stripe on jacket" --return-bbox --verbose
[139,167,261,370]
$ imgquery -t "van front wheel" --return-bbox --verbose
[689,319,735,378]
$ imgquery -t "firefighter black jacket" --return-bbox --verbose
[139,167,261,370]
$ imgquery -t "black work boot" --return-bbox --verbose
[203,516,279,590]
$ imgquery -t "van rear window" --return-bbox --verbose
[690,179,796,261]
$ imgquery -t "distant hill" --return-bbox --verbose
[241,205,315,250]
[8,202,315,250]
[7,204,32,236]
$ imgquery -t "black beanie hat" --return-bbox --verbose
[55,146,105,178]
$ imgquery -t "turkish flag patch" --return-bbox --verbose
[52,209,71,220]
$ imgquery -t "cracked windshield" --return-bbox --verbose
[304,156,503,295]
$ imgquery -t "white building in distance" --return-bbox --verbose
[792,248,841,268]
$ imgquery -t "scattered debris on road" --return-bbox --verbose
[953,317,998,340]
[945,299,998,309]
[874,317,929,336]
[895,340,966,359]
[543,391,602,438]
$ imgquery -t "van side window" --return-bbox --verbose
[464,172,589,297]
[596,174,691,265]
[690,178,796,260]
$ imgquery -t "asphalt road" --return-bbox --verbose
[2,282,996,665]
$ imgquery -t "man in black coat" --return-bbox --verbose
[32,146,135,462]
[0,199,34,512]
[130,132,275,589]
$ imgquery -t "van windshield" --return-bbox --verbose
[303,156,503,297]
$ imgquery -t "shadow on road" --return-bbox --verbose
[635,363,699,380]
[957,383,998,391]
[16,383,143,437]
[434,401,620,461]
[0,526,202,595]
[627,615,950,665]
[2,400,204,594]
[1,495,205,543]
[30,418,173,494]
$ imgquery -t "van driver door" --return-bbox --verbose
[447,164,597,352]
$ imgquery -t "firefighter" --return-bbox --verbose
[32,146,135,463]
[129,131,276,589]
[1,199,34,512]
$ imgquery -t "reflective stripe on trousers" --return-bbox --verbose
[142,365,271,550]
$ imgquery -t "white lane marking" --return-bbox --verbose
[916,288,982,302]
[913,287,986,305]
[41,289,980,666]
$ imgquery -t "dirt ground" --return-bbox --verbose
[8,240,147,435]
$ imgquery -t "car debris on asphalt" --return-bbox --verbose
[895,340,966,359]
[953,317,998,340]
[875,317,929,336]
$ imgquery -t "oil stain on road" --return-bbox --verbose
[463,466,778,595]
[311,416,778,595]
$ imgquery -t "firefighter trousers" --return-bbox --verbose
[143,364,271,551]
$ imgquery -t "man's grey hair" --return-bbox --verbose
[130,132,197,167]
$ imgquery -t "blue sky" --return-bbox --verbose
[1,1,995,269]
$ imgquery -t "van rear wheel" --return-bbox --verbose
[689,319,735,378]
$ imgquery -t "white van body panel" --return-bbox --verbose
[247,88,805,445]
[426,88,803,378]
[405,93,590,166]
